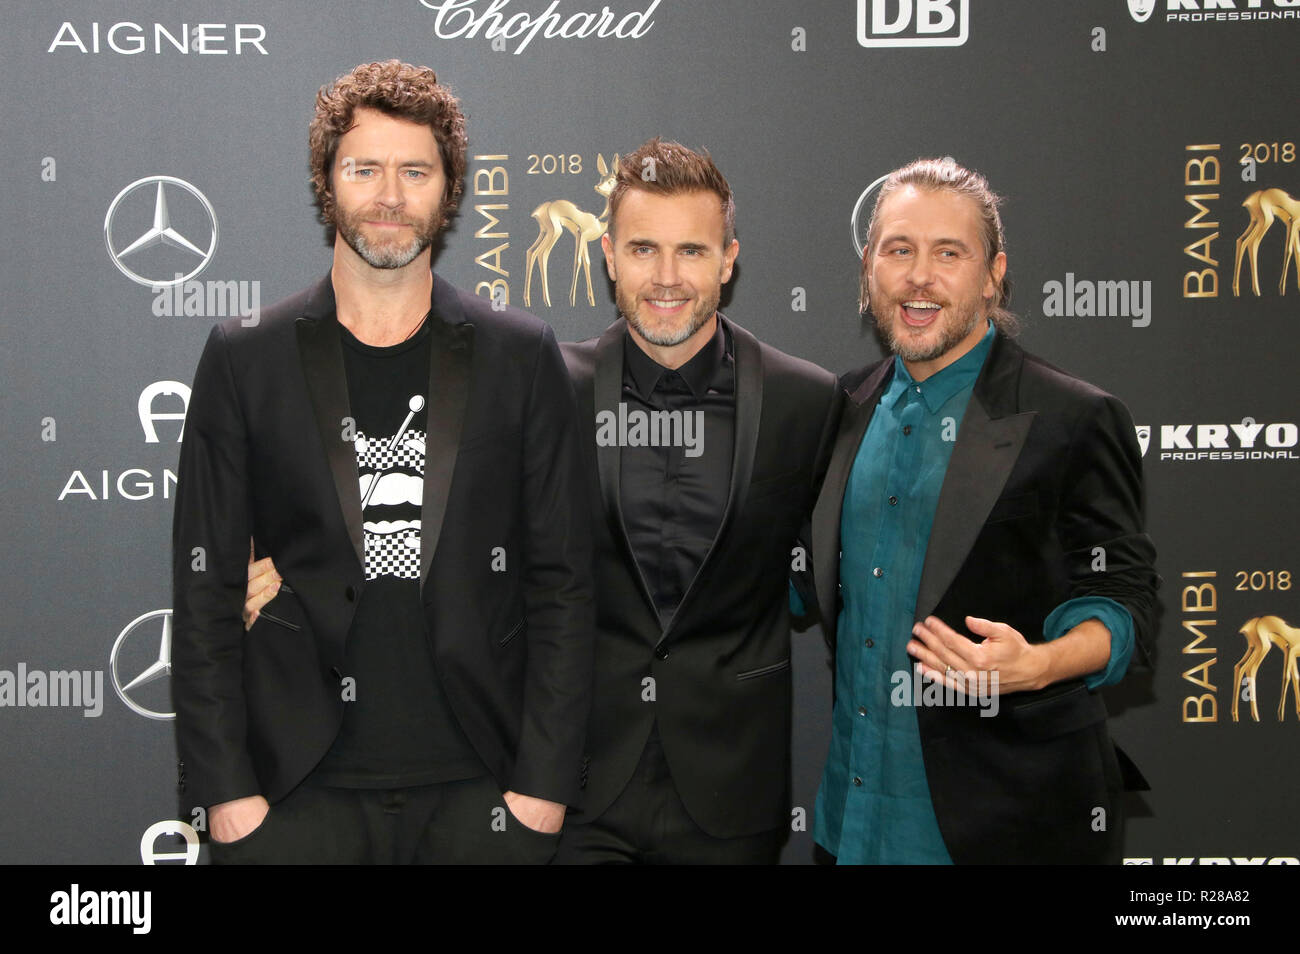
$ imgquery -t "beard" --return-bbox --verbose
[333,203,443,270]
[617,284,720,348]
[870,287,987,365]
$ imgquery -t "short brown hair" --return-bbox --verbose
[608,138,736,246]
[308,60,468,236]
[860,157,1015,332]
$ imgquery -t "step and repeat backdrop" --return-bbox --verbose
[1,1,1295,865]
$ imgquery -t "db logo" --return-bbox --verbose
[857,0,969,48]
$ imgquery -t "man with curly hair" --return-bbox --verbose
[171,61,594,864]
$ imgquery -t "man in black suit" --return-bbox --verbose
[244,138,841,863]
[551,139,841,863]
[809,158,1157,864]
[172,60,593,864]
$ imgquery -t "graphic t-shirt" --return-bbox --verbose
[313,317,484,787]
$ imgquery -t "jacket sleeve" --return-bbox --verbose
[791,376,844,631]
[507,322,596,805]
[171,323,262,811]
[1056,392,1160,670]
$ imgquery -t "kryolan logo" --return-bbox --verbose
[1128,0,1156,22]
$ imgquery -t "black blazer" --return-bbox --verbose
[171,273,595,813]
[561,316,841,838]
[810,333,1157,864]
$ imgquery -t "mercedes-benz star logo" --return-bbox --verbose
[104,176,218,287]
[110,609,174,720]
[850,172,890,260]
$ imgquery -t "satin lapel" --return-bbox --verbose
[914,342,1035,621]
[662,317,761,639]
[593,321,660,618]
[296,289,365,570]
[419,284,473,585]
[811,361,892,632]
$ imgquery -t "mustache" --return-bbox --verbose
[360,210,412,224]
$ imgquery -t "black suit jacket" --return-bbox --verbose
[810,333,1157,864]
[561,316,841,838]
[171,273,594,812]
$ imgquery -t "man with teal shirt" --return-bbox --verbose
[808,158,1157,864]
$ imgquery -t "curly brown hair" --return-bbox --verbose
[308,60,468,236]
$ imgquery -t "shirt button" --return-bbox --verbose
[857,705,866,716]
[872,567,883,578]
[654,646,670,661]
[864,638,874,648]
[902,425,912,436]
[852,776,863,787]
[914,385,921,394]
[888,495,898,506]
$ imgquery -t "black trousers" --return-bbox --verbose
[554,733,785,865]
[208,774,560,865]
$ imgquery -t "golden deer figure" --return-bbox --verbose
[1232,188,1300,297]
[524,154,619,308]
[1231,616,1300,722]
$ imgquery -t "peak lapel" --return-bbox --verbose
[592,320,660,620]
[419,279,474,585]
[660,317,762,639]
[914,336,1034,621]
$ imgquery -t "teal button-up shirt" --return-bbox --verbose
[812,322,1133,864]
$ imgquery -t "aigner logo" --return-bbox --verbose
[857,0,969,48]
[109,610,174,720]
[104,176,218,287]
[139,381,191,443]
[140,820,200,865]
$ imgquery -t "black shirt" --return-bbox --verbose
[313,317,484,788]
[618,319,736,623]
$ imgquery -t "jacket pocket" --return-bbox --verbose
[256,587,302,632]
[735,658,791,681]
[499,618,526,647]
[1009,683,1107,740]
[258,609,301,632]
